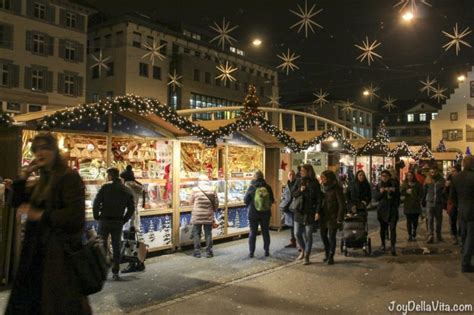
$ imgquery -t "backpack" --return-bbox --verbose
[254,186,271,211]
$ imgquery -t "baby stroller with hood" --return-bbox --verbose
[340,211,371,256]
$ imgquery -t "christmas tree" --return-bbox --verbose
[148,220,155,243]
[375,120,390,143]
[235,210,241,229]
[163,215,172,245]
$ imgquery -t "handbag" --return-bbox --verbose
[197,186,217,212]
[289,195,303,213]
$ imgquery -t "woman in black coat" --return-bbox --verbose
[401,171,422,241]
[346,170,371,214]
[6,133,91,315]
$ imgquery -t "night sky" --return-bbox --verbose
[86,0,474,108]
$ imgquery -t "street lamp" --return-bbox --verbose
[458,75,466,82]
[252,39,262,47]
[402,11,414,22]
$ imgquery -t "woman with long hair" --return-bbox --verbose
[346,170,371,214]
[401,171,422,241]
[7,133,91,314]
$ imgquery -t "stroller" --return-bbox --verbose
[340,211,371,256]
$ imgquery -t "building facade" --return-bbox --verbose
[0,0,93,114]
[86,13,279,118]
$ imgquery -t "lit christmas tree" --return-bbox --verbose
[163,215,172,245]
[235,210,241,229]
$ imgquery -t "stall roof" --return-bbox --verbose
[432,152,458,161]
[14,110,58,123]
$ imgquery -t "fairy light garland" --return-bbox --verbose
[415,144,434,160]
[0,110,14,128]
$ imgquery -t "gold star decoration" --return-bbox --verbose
[419,76,437,96]
[355,37,382,66]
[142,39,166,66]
[442,23,472,56]
[341,99,354,113]
[382,96,398,112]
[276,48,301,75]
[216,61,238,84]
[266,93,281,107]
[167,70,183,91]
[393,0,431,13]
[313,89,329,107]
[430,85,448,103]
[289,0,323,38]
[90,50,111,76]
[363,83,380,102]
[209,17,238,50]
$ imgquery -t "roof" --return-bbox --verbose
[375,99,441,114]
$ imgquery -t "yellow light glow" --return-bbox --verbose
[252,39,262,46]
[332,142,339,148]
[363,90,370,96]
[402,12,414,22]
[458,75,466,82]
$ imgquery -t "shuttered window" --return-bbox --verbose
[0,23,13,49]
[33,33,45,54]
[467,104,474,119]
[64,74,74,95]
[59,9,84,31]
[25,67,52,92]
[467,125,474,142]
[26,31,54,56]
[0,64,8,86]
[28,0,55,22]
[59,39,83,62]
[33,2,45,19]
[442,129,463,141]
[32,69,44,90]
[0,61,19,88]
[65,42,75,60]
[66,12,76,28]
[58,72,83,96]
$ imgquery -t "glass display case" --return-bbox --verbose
[227,178,252,206]
[179,179,226,207]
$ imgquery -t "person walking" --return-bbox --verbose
[93,167,135,280]
[280,170,297,248]
[401,171,422,241]
[190,175,219,258]
[6,132,91,314]
[346,170,371,215]
[245,170,275,258]
[375,170,401,256]
[450,156,474,273]
[291,164,321,265]
[445,165,461,245]
[318,170,345,265]
[422,166,446,244]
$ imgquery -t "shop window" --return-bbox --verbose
[419,113,427,121]
[450,112,458,121]
[442,129,463,141]
[0,64,8,86]
[106,62,114,76]
[66,12,76,28]
[407,113,414,122]
[133,32,141,48]
[139,63,148,77]
[193,69,200,81]
[6,102,21,112]
[467,104,474,119]
[153,66,161,80]
[34,2,45,19]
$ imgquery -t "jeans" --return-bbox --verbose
[249,215,271,254]
[379,216,398,247]
[98,220,123,275]
[461,221,474,268]
[295,222,314,255]
[406,213,420,238]
[320,226,337,257]
[192,224,213,253]
[427,206,443,237]
[449,208,459,237]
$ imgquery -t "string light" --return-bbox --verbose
[0,110,14,128]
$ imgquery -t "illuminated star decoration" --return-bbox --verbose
[431,85,448,103]
[355,37,382,66]
[289,0,323,38]
[363,83,380,102]
[393,0,431,13]
[142,39,166,66]
[90,50,111,76]
[442,23,472,56]
[382,96,398,112]
[216,61,238,84]
[209,17,238,50]
[276,48,300,75]
[419,76,437,96]
[313,89,329,107]
[167,70,183,91]
[266,93,281,107]
[341,99,354,113]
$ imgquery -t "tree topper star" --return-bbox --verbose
[363,83,380,102]
[276,48,300,75]
[209,17,238,50]
[382,96,398,112]
[167,70,183,91]
[419,76,437,96]
[431,85,448,103]
[289,0,323,38]
[216,61,238,84]
[355,37,382,66]
[90,50,111,76]
[142,39,166,65]
[393,0,431,13]
[442,23,472,56]
[313,89,329,107]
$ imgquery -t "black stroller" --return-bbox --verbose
[340,211,371,256]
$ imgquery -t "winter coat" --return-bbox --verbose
[244,179,275,221]
[319,183,345,229]
[292,177,321,225]
[191,185,219,224]
[280,180,297,226]
[423,176,446,209]
[401,181,422,214]
[450,169,474,222]
[346,180,371,211]
[374,179,400,223]
[7,168,91,315]
[93,179,135,223]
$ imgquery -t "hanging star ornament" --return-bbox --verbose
[266,93,281,107]
[289,0,323,38]
[167,70,183,91]
[431,85,448,103]
[216,61,238,84]
[90,50,111,76]
[419,76,437,96]
[355,37,382,66]
[393,0,431,13]
[341,99,354,113]
[209,17,238,50]
[382,96,398,112]
[313,89,329,107]
[363,83,380,102]
[276,48,300,75]
[142,39,166,65]
[442,23,472,56]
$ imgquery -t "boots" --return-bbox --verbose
[323,251,329,262]
[296,251,305,261]
[391,245,397,256]
[327,255,335,265]
[303,254,310,265]
[121,263,137,274]
[285,239,297,248]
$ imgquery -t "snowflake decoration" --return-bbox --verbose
[276,48,300,75]
[355,37,382,66]
[167,70,183,91]
[90,50,111,76]
[209,17,238,50]
[289,0,323,38]
[142,39,166,65]
[442,23,472,56]
[393,0,431,13]
[430,85,447,103]
[341,99,354,113]
[313,89,329,107]
[382,96,398,112]
[363,83,380,102]
[419,76,437,96]
[216,61,238,84]
[266,93,281,107]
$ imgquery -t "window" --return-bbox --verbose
[152,66,161,80]
[92,93,99,102]
[366,113,370,126]
[106,62,114,76]
[234,82,240,91]
[106,91,113,99]
[419,113,427,121]
[133,32,141,48]
[432,113,438,120]
[0,64,8,86]
[31,69,44,90]
[215,77,221,87]
[450,112,458,121]
[104,34,112,48]
[205,72,211,84]
[93,37,100,52]
[28,104,43,112]
[442,129,463,141]
[146,36,153,46]
[189,93,239,120]
[260,86,265,96]
[64,75,74,95]
[0,0,11,10]
[0,23,13,49]
[467,104,474,119]
[66,12,76,28]
[91,66,99,79]
[359,114,364,124]
[159,40,167,54]
[192,33,201,40]
[467,125,474,141]
[6,102,20,113]
[33,34,45,54]
[407,113,414,122]
[34,2,45,19]
[193,69,200,81]
[115,31,124,47]
[139,63,148,77]
[65,42,75,60]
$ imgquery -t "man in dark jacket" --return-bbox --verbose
[244,170,275,258]
[93,167,135,280]
[423,166,446,243]
[450,156,474,273]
